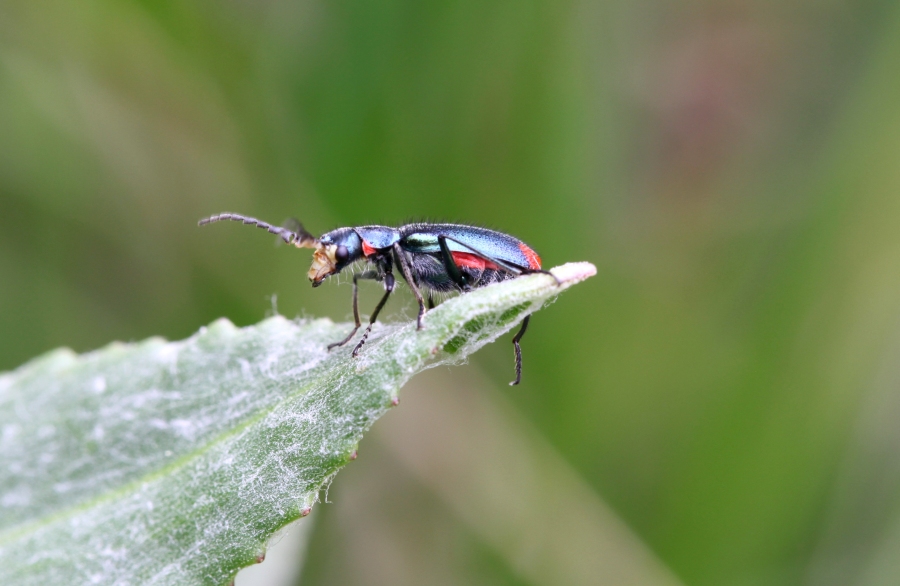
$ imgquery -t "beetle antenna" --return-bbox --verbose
[198,212,318,248]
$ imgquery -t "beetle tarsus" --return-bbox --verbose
[352,327,372,357]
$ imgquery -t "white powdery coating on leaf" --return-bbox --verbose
[0,262,594,586]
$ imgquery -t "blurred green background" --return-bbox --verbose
[3,0,900,584]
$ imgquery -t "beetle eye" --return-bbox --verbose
[335,245,349,263]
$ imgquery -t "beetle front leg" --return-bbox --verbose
[393,243,427,330]
[352,272,395,357]
[328,270,379,350]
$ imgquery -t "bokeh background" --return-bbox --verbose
[3,1,900,585]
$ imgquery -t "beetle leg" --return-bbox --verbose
[328,270,379,350]
[352,272,395,356]
[437,235,470,290]
[509,315,530,386]
[393,243,427,330]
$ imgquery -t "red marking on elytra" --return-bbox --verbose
[518,243,541,269]
[451,251,499,271]
[362,241,377,256]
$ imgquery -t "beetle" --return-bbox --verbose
[198,213,556,385]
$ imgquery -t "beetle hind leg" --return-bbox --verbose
[509,315,531,386]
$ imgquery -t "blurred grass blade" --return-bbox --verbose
[0,262,594,586]
[381,370,685,586]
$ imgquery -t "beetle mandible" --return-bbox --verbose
[198,213,556,385]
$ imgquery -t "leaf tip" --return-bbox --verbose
[548,261,597,285]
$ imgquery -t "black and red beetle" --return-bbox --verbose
[199,213,555,384]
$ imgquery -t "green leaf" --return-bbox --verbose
[0,262,594,585]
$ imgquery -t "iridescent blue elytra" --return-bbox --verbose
[198,213,555,385]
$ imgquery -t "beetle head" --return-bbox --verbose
[308,228,362,286]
